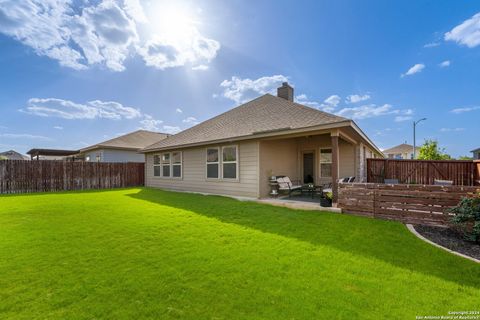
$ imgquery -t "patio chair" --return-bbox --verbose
[276,176,302,197]
[322,177,351,194]
[434,179,453,186]
[384,179,399,184]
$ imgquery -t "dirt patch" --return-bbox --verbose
[413,225,480,261]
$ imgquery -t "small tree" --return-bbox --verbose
[417,140,451,160]
[0,156,7,160]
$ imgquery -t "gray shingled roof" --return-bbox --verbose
[81,130,169,152]
[383,143,419,154]
[143,94,348,152]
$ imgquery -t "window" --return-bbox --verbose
[206,148,219,179]
[172,152,182,178]
[153,154,161,177]
[319,148,332,178]
[162,153,171,177]
[222,146,237,179]
[95,153,101,162]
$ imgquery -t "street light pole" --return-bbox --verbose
[413,118,427,159]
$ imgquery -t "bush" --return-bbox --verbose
[449,195,480,243]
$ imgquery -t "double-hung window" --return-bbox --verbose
[153,154,161,177]
[319,148,332,178]
[172,152,182,178]
[161,153,171,177]
[206,148,219,179]
[222,146,237,179]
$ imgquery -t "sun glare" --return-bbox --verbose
[146,2,199,44]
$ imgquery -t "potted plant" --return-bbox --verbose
[320,192,333,207]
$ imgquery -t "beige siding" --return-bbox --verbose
[259,139,298,198]
[145,141,260,198]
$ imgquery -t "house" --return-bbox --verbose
[79,130,169,163]
[383,143,420,159]
[0,150,29,160]
[141,82,383,202]
[471,148,480,160]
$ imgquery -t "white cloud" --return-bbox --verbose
[0,0,220,71]
[440,127,465,132]
[336,104,413,120]
[439,60,451,67]
[192,64,209,71]
[0,133,51,140]
[445,12,480,48]
[346,94,371,104]
[295,94,320,108]
[21,98,141,120]
[394,115,412,122]
[318,94,341,112]
[401,63,425,77]
[424,42,440,48]
[175,108,183,113]
[220,75,288,104]
[162,125,181,134]
[139,114,163,131]
[137,32,220,70]
[182,116,199,125]
[336,104,394,119]
[53,126,63,130]
[450,106,480,114]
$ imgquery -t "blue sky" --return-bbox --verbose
[0,0,479,157]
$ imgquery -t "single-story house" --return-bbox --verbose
[141,82,383,202]
[0,150,29,160]
[383,143,420,159]
[79,130,169,163]
[471,148,480,160]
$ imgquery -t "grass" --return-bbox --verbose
[0,188,479,319]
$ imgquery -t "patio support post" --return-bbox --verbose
[331,133,339,203]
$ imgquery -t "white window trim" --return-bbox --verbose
[206,147,220,180]
[319,147,332,178]
[153,154,162,177]
[222,145,239,180]
[171,151,183,179]
[153,151,183,179]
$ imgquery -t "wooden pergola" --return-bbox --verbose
[26,149,80,161]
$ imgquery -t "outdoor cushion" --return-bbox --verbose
[434,179,453,186]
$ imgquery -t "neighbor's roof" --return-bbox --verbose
[81,130,169,153]
[383,143,420,154]
[471,147,480,153]
[0,150,29,160]
[142,94,349,152]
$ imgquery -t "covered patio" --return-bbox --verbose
[258,126,380,204]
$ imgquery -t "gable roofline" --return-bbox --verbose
[383,143,420,154]
[471,147,480,153]
[80,130,169,153]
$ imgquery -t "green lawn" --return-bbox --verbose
[0,188,479,319]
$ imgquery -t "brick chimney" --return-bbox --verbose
[277,82,294,102]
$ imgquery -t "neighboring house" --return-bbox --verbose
[383,143,420,159]
[141,82,383,201]
[471,148,480,160]
[79,130,169,163]
[0,150,29,160]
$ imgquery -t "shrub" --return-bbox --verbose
[449,195,480,243]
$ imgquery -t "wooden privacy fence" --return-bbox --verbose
[0,160,144,194]
[367,158,479,186]
[338,183,480,226]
